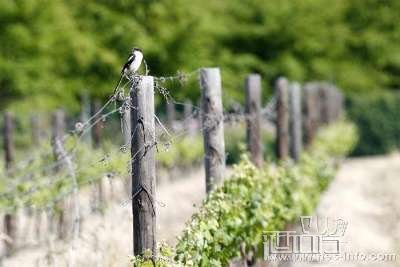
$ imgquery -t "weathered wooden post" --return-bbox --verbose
[200,68,226,193]
[331,87,339,122]
[332,87,344,121]
[184,99,193,120]
[51,110,65,138]
[245,74,263,167]
[4,112,14,171]
[131,76,156,256]
[3,112,16,256]
[329,85,337,123]
[30,115,41,145]
[278,76,300,264]
[30,116,42,242]
[304,84,318,147]
[319,84,330,124]
[325,84,335,124]
[52,110,66,171]
[51,110,67,239]
[289,82,302,162]
[337,89,344,120]
[275,77,289,160]
[325,84,337,124]
[53,138,80,267]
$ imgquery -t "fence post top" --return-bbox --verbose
[246,73,261,79]
[289,82,301,90]
[130,76,154,89]
[200,67,221,79]
[303,83,318,92]
[245,74,262,95]
[276,77,289,88]
[200,67,220,72]
[4,111,14,119]
[246,74,261,81]
[127,75,154,83]
[199,68,222,91]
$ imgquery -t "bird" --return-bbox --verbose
[113,47,144,95]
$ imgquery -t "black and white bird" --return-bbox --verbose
[113,47,144,94]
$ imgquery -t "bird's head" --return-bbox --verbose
[132,47,142,53]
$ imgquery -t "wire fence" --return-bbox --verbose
[0,65,343,264]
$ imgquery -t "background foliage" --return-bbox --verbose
[347,91,400,155]
[1,0,400,114]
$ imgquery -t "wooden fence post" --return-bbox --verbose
[337,89,344,120]
[200,68,226,193]
[325,84,337,124]
[30,115,40,145]
[184,99,192,120]
[331,87,339,121]
[131,76,156,256]
[30,116,42,242]
[275,77,289,160]
[319,84,330,124]
[304,84,318,147]
[289,82,302,162]
[51,110,67,239]
[51,110,66,171]
[245,74,263,167]
[4,112,14,171]
[332,87,344,121]
[328,85,336,123]
[3,112,16,256]
[53,138,80,266]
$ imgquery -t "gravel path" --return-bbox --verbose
[289,153,400,267]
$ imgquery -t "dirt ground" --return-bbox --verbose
[0,167,206,267]
[289,152,400,267]
[2,153,400,266]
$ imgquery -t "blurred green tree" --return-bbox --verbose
[0,0,400,113]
